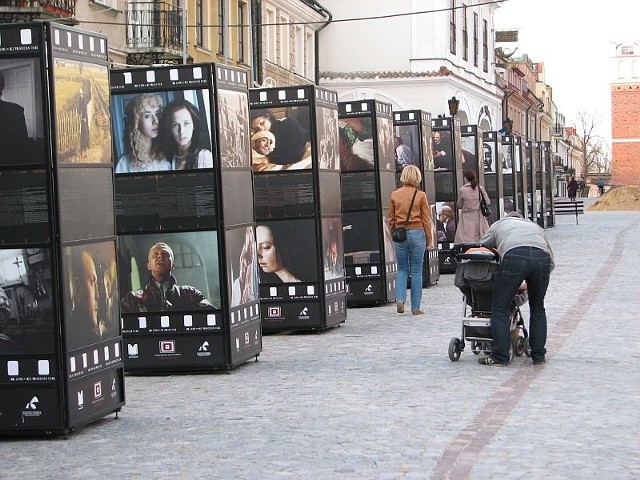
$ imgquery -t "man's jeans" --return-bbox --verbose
[394,229,426,310]
[490,246,553,363]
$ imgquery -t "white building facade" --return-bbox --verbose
[317,0,502,130]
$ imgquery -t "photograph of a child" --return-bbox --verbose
[111,89,213,173]
[322,217,344,280]
[249,106,312,172]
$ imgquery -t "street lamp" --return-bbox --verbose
[448,96,459,116]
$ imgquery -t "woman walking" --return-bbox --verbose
[454,170,490,244]
[388,165,434,315]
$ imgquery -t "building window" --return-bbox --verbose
[238,1,247,63]
[306,31,314,79]
[265,7,276,63]
[294,25,304,75]
[279,13,290,69]
[449,0,456,55]
[473,12,478,67]
[217,0,225,56]
[482,19,488,72]
[196,0,204,48]
[462,4,468,61]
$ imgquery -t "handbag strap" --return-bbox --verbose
[403,188,419,227]
[478,187,486,204]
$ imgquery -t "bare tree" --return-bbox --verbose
[574,110,610,176]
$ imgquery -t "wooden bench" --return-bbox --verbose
[553,198,584,224]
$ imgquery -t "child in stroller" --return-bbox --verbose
[448,243,529,362]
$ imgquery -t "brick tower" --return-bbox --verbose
[611,42,640,187]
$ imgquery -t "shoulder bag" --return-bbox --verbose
[479,187,491,218]
[392,188,418,242]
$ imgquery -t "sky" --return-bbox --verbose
[493,0,639,143]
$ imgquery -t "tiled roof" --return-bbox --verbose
[319,66,451,80]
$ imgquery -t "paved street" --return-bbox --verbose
[2,206,639,479]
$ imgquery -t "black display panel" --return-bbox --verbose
[341,171,377,211]
[0,168,49,245]
[218,89,250,169]
[256,219,319,283]
[114,171,216,232]
[434,171,457,199]
[343,210,381,265]
[315,105,339,170]
[225,226,259,308]
[58,167,114,241]
[221,170,254,227]
[118,231,221,315]
[0,57,46,167]
[436,201,457,243]
[321,217,345,281]
[318,171,341,216]
[0,247,55,355]
[62,241,119,351]
[253,171,315,219]
[52,58,111,164]
[111,89,213,173]
[338,116,375,171]
[249,105,312,172]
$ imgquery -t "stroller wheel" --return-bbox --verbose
[513,336,526,357]
[448,337,462,362]
[524,337,531,357]
[471,341,482,354]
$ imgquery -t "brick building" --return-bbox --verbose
[611,42,640,187]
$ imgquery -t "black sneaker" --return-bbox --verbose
[478,357,507,367]
[532,357,545,365]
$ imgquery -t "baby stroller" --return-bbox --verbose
[448,244,529,362]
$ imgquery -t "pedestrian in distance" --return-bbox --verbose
[567,176,578,201]
[477,212,555,366]
[388,165,434,316]
[454,169,490,244]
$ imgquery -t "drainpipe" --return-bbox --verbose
[251,0,262,86]
[310,1,332,85]
[525,104,533,141]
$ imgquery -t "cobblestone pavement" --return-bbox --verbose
[2,208,640,480]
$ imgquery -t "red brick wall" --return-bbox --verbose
[611,85,640,187]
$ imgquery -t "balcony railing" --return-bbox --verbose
[126,2,183,53]
[0,0,76,22]
[551,123,564,136]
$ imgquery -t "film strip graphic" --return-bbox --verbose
[325,297,346,318]
[214,64,249,90]
[249,85,313,106]
[432,116,454,129]
[121,311,223,334]
[0,23,41,55]
[229,301,261,328]
[261,282,320,300]
[347,263,384,278]
[386,261,398,275]
[314,87,338,109]
[1,356,57,384]
[110,64,212,92]
[393,110,421,125]
[67,339,122,380]
[324,278,346,295]
[50,24,108,62]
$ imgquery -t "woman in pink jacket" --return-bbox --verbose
[454,170,490,244]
